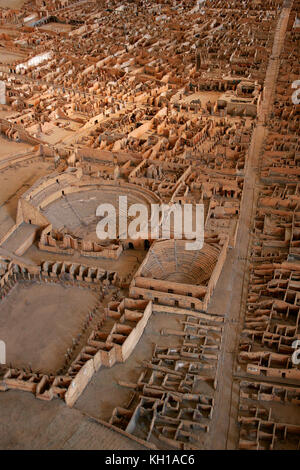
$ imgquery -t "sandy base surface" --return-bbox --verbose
[0,107,16,118]
[40,22,73,33]
[0,27,19,36]
[0,136,33,159]
[0,0,26,8]
[0,391,144,450]
[0,158,53,240]
[181,90,222,106]
[0,282,98,374]
[171,90,222,107]
[0,50,26,64]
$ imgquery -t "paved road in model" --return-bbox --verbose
[207,2,293,450]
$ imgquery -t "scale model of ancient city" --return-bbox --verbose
[0,0,299,451]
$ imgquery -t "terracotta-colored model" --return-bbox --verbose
[0,0,299,451]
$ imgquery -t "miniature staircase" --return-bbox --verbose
[1,222,39,256]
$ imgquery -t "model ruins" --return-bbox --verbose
[0,0,299,451]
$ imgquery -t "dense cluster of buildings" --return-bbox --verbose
[0,0,298,451]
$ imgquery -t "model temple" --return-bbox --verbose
[0,0,299,451]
